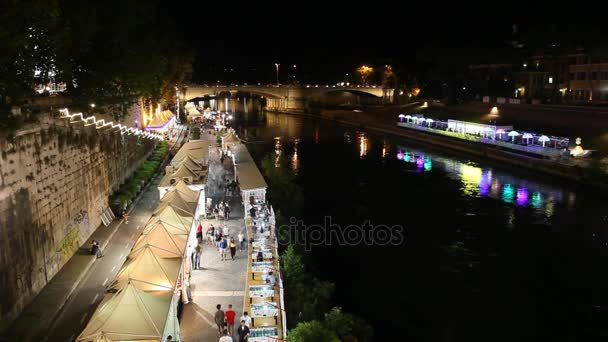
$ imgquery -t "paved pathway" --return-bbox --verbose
[180,131,249,342]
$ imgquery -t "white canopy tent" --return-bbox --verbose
[77,283,178,342]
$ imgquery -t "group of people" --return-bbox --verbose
[213,201,231,221]
[215,304,253,342]
[90,240,103,258]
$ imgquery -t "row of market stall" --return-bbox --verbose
[77,147,207,341]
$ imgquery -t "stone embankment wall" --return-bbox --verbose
[0,112,155,330]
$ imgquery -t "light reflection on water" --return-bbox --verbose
[396,145,567,216]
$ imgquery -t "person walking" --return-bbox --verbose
[225,304,236,336]
[229,238,237,260]
[207,225,215,246]
[184,278,192,304]
[219,329,232,342]
[195,243,203,270]
[224,203,231,220]
[196,221,203,242]
[214,304,225,335]
[237,320,250,342]
[215,230,222,250]
[219,237,228,261]
[189,244,196,268]
[239,312,252,328]
[237,232,245,251]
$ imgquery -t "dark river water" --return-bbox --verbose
[238,112,608,342]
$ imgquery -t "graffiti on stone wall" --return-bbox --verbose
[57,226,80,264]
[72,209,89,226]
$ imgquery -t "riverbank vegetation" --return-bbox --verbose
[110,140,168,210]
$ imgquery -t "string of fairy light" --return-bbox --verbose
[58,108,164,141]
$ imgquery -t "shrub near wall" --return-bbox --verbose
[110,140,169,212]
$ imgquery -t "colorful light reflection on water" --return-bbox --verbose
[397,146,566,210]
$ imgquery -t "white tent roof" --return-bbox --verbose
[159,191,196,216]
[132,224,187,258]
[171,180,200,203]
[233,144,267,190]
[151,206,193,228]
[142,220,190,236]
[111,247,181,292]
[77,282,172,341]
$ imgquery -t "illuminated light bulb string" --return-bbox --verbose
[58,108,164,141]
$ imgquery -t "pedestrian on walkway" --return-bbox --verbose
[195,243,203,269]
[237,232,244,251]
[229,238,237,260]
[214,304,225,335]
[184,278,192,304]
[219,329,232,342]
[219,237,228,261]
[225,304,236,336]
[189,244,196,267]
[224,203,231,220]
[215,229,222,249]
[196,222,203,241]
[122,210,129,224]
[223,225,230,237]
[207,225,215,246]
[251,222,257,235]
[239,312,252,328]
[237,320,250,342]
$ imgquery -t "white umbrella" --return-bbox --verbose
[405,114,412,122]
[508,130,520,143]
[426,118,434,127]
[496,128,506,140]
[398,114,406,122]
[522,133,533,144]
[538,135,550,147]
[417,117,425,124]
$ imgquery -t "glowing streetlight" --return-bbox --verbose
[274,63,280,85]
[90,103,96,108]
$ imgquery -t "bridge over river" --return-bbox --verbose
[182,84,394,111]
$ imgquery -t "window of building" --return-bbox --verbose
[569,73,575,80]
[577,72,586,80]
[602,72,608,80]
[602,91,608,101]
[548,77,553,84]
[591,72,598,80]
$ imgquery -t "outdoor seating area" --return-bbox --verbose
[243,199,286,341]
[397,114,571,159]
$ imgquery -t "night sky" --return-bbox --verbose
[170,4,606,84]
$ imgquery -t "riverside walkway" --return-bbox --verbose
[180,128,286,341]
[180,132,248,341]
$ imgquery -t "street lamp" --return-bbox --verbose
[175,86,180,124]
[275,63,280,85]
[90,103,95,108]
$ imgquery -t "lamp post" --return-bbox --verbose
[175,86,180,124]
[275,63,280,85]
